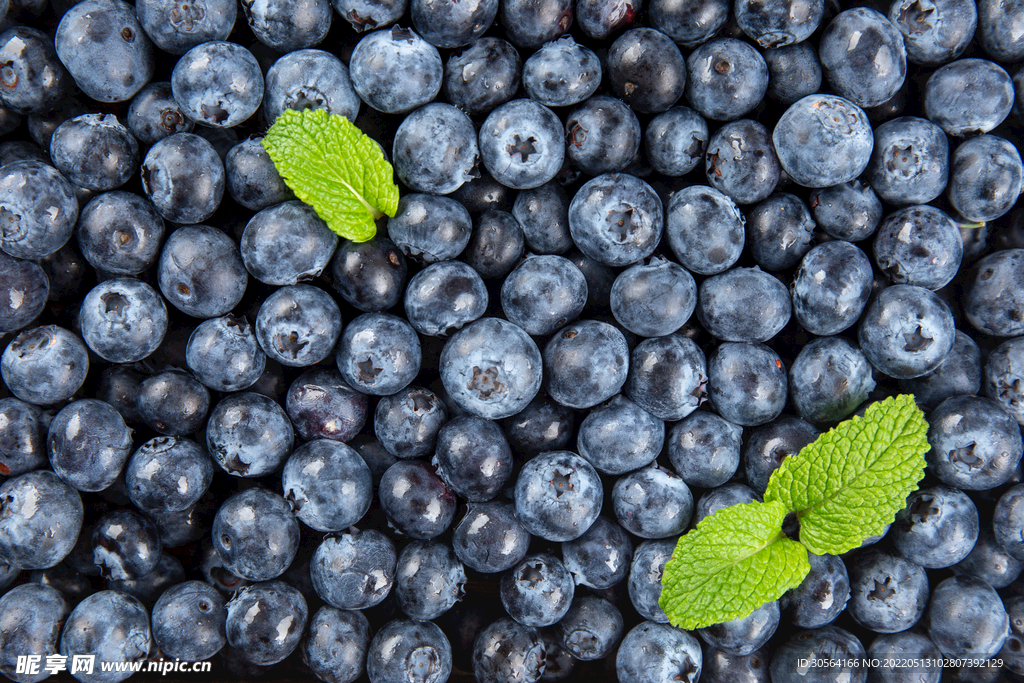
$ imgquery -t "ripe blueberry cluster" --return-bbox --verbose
[2,0,1024,681]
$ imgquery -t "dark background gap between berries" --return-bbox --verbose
[4,0,1024,681]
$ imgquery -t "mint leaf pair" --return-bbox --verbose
[261,108,400,243]
[659,394,930,630]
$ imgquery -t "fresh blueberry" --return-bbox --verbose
[614,463,692,538]
[858,284,956,379]
[79,278,167,364]
[522,36,600,108]
[92,509,161,580]
[50,114,138,192]
[561,515,632,589]
[874,205,961,291]
[432,415,512,501]
[626,333,706,421]
[374,385,447,458]
[472,617,545,683]
[412,0,497,47]
[186,314,266,393]
[135,0,236,54]
[617,621,702,683]
[514,450,602,542]
[924,59,1013,136]
[256,284,342,367]
[334,0,407,31]
[1,325,89,406]
[791,241,873,336]
[393,540,465,621]
[127,81,194,144]
[926,574,1008,659]
[666,410,741,488]
[566,95,640,176]
[76,191,165,276]
[847,548,929,633]
[48,398,133,493]
[242,0,331,51]
[504,398,575,456]
[330,236,408,311]
[773,94,874,188]
[213,488,299,582]
[0,252,48,335]
[368,618,453,683]
[336,312,421,396]
[948,134,1023,223]
[707,342,787,427]
[744,417,820,493]
[136,368,210,436]
[697,266,791,343]
[701,647,770,683]
[899,330,981,411]
[967,249,1024,337]
[224,137,292,211]
[809,180,882,242]
[568,172,663,266]
[125,436,212,514]
[819,7,907,108]
[994,484,1024,561]
[499,0,570,48]
[452,501,531,573]
[302,607,370,683]
[891,485,979,569]
[443,37,521,116]
[979,0,1024,61]
[927,395,1022,490]
[577,394,664,475]
[649,0,724,45]
[501,255,587,336]
[388,193,473,262]
[206,391,293,477]
[0,27,69,115]
[555,595,622,661]
[141,134,225,224]
[610,256,695,337]
[500,553,574,627]
[379,459,456,539]
[240,201,337,286]
[698,601,780,656]
[770,626,866,683]
[744,193,815,271]
[59,591,151,683]
[705,119,780,204]
[606,28,685,113]
[889,0,976,64]
[789,336,876,424]
[627,538,676,622]
[866,631,942,683]
[350,27,442,113]
[479,99,564,190]
[694,483,761,524]
[735,0,822,46]
[151,580,226,662]
[782,551,850,629]
[0,583,67,683]
[645,106,708,177]
[0,470,82,570]
[764,43,823,104]
[544,320,629,410]
[0,160,78,260]
[665,185,744,275]
[686,37,768,121]
[310,528,396,609]
[285,368,368,443]
[225,580,307,665]
[953,527,1023,588]
[0,397,47,477]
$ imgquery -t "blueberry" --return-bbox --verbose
[400,260,487,336]
[617,621,702,683]
[464,210,525,280]
[666,410,741,488]
[54,0,155,102]
[242,0,331,51]
[310,528,396,609]
[927,395,1022,490]
[782,551,850,629]
[627,538,676,622]
[626,333,706,421]
[565,95,640,176]
[432,415,512,501]
[578,394,664,475]
[443,37,522,116]
[499,0,570,48]
[898,330,981,411]
[0,583,67,683]
[744,193,815,271]
[544,320,629,410]
[302,607,370,683]
[514,450,602,542]
[614,463,692,538]
[889,0,976,64]
[388,193,473,262]
[924,59,1013,136]
[331,237,408,311]
[553,595,622,661]
[256,284,342,368]
[452,501,531,573]
[665,185,745,275]
[0,252,47,335]
[764,43,823,104]
[48,398,133,493]
[50,114,138,192]
[59,591,151,683]
[858,284,956,379]
[847,549,929,633]
[735,0,822,46]
[125,436,212,514]
[171,41,263,127]
[644,106,708,177]
[891,485,979,569]
[576,0,641,39]
[186,314,266,393]
[206,392,293,477]
[1,325,89,406]
[650,0,725,46]
[411,0,497,47]
[968,249,1024,339]
[151,581,226,662]
[789,336,876,424]
[0,160,78,260]
[92,509,161,581]
[979,0,1024,61]
[374,385,447,458]
[791,241,874,336]
[76,191,165,276]
[874,205,961,290]
[225,581,307,666]
[393,540,465,621]
[350,27,443,113]
[953,527,1023,588]
[334,0,407,32]
[561,515,632,589]
[744,417,820,493]
[994,484,1024,561]
[707,342,787,427]
[606,28,685,113]
[213,488,299,582]
[135,0,236,54]
[705,119,780,204]
[866,631,942,683]
[336,312,421,396]
[241,200,337,286]
[79,278,167,364]
[127,81,194,144]
[769,626,866,683]
[504,398,574,456]
[948,135,1023,223]
[686,38,768,121]
[0,397,47,477]
[285,368,368,443]
[224,138,292,212]
[479,99,564,190]
[368,618,453,683]
[522,36,600,108]
[137,368,210,436]
[440,317,543,419]
[610,256,696,338]
[568,173,663,266]
[819,7,907,108]
[697,266,791,343]
[809,180,882,242]
[500,553,574,627]
[141,134,225,224]
[0,27,69,115]
[0,470,82,570]
[282,440,372,532]
[701,647,770,683]
[773,95,874,188]
[379,459,456,539]
[501,255,587,336]
[698,601,780,656]
[926,575,1008,659]
[473,617,545,683]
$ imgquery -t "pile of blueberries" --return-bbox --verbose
[6,0,1024,679]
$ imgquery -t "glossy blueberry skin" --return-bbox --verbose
[577,0,641,39]
[151,581,225,662]
[241,201,337,286]
[108,550,186,604]
[303,607,370,683]
[980,0,1024,60]
[770,626,866,683]
[568,173,663,267]
[50,114,138,192]
[628,540,672,623]
[610,257,695,337]
[433,415,512,501]
[0,470,82,570]
[127,82,194,144]
[606,28,685,113]
[708,342,787,427]
[522,36,600,108]
[899,331,980,412]
[92,509,161,580]
[501,255,586,336]
[142,134,225,224]
[889,0,975,64]
[553,595,622,661]
[479,98,564,191]
[0,583,67,683]
[774,95,874,188]
[666,411,741,488]
[311,529,396,609]
[858,284,956,380]
[927,395,1022,490]
[0,27,69,116]
[705,119,780,204]
[463,209,523,279]
[695,483,760,524]
[617,621,702,683]
[686,38,768,121]
[374,386,447,459]
[820,7,907,108]
[701,647,769,683]
[500,553,574,628]
[996,485,1024,563]
[48,398,132,493]
[124,437,210,515]
[735,0,821,46]
[440,317,543,419]
[791,241,873,336]
[744,417,819,493]
[743,194,814,272]
[874,205,961,292]
[286,368,368,443]
[0,398,47,476]
[644,106,707,177]
[207,392,292,477]
[59,591,150,683]
[0,160,78,260]
[626,333,706,422]
[925,59,1012,137]
[213,488,299,582]
[514,450,602,542]
[331,237,407,311]
[665,185,744,275]
[137,369,209,436]
[367,618,452,683]
[186,314,265,392]
[473,617,545,683]
[411,0,497,48]
[790,336,876,424]
[380,458,457,539]
[1,325,89,406]
[171,41,262,127]
[949,135,1023,223]
[846,549,928,633]
[954,526,1023,588]
[561,515,632,589]
[256,284,342,368]
[984,336,1024,427]
[77,191,165,276]
[135,0,235,54]
[0,253,47,335]
[404,260,488,336]
[967,249,1024,338]
[783,551,850,628]
[336,312,421,396]
[765,43,822,104]
[614,464,692,538]
[577,394,664,475]
[927,575,1008,659]
[868,117,948,207]
[649,0,723,46]
[388,193,473,262]
[867,632,942,683]
[225,581,307,666]
[350,27,442,114]
[453,501,531,573]
[566,95,640,176]
[544,320,629,410]
[224,137,292,211]
[393,540,465,621]
[698,601,779,656]
[55,0,154,102]
[810,181,882,242]
[79,278,167,363]
[282,439,372,532]
[265,53,359,126]
[443,37,521,116]
[334,0,407,31]
[697,267,790,343]
[499,0,570,48]
[892,485,978,569]
[243,0,331,51]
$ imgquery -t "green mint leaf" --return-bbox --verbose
[764,394,930,556]
[659,499,810,630]
[261,108,399,242]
